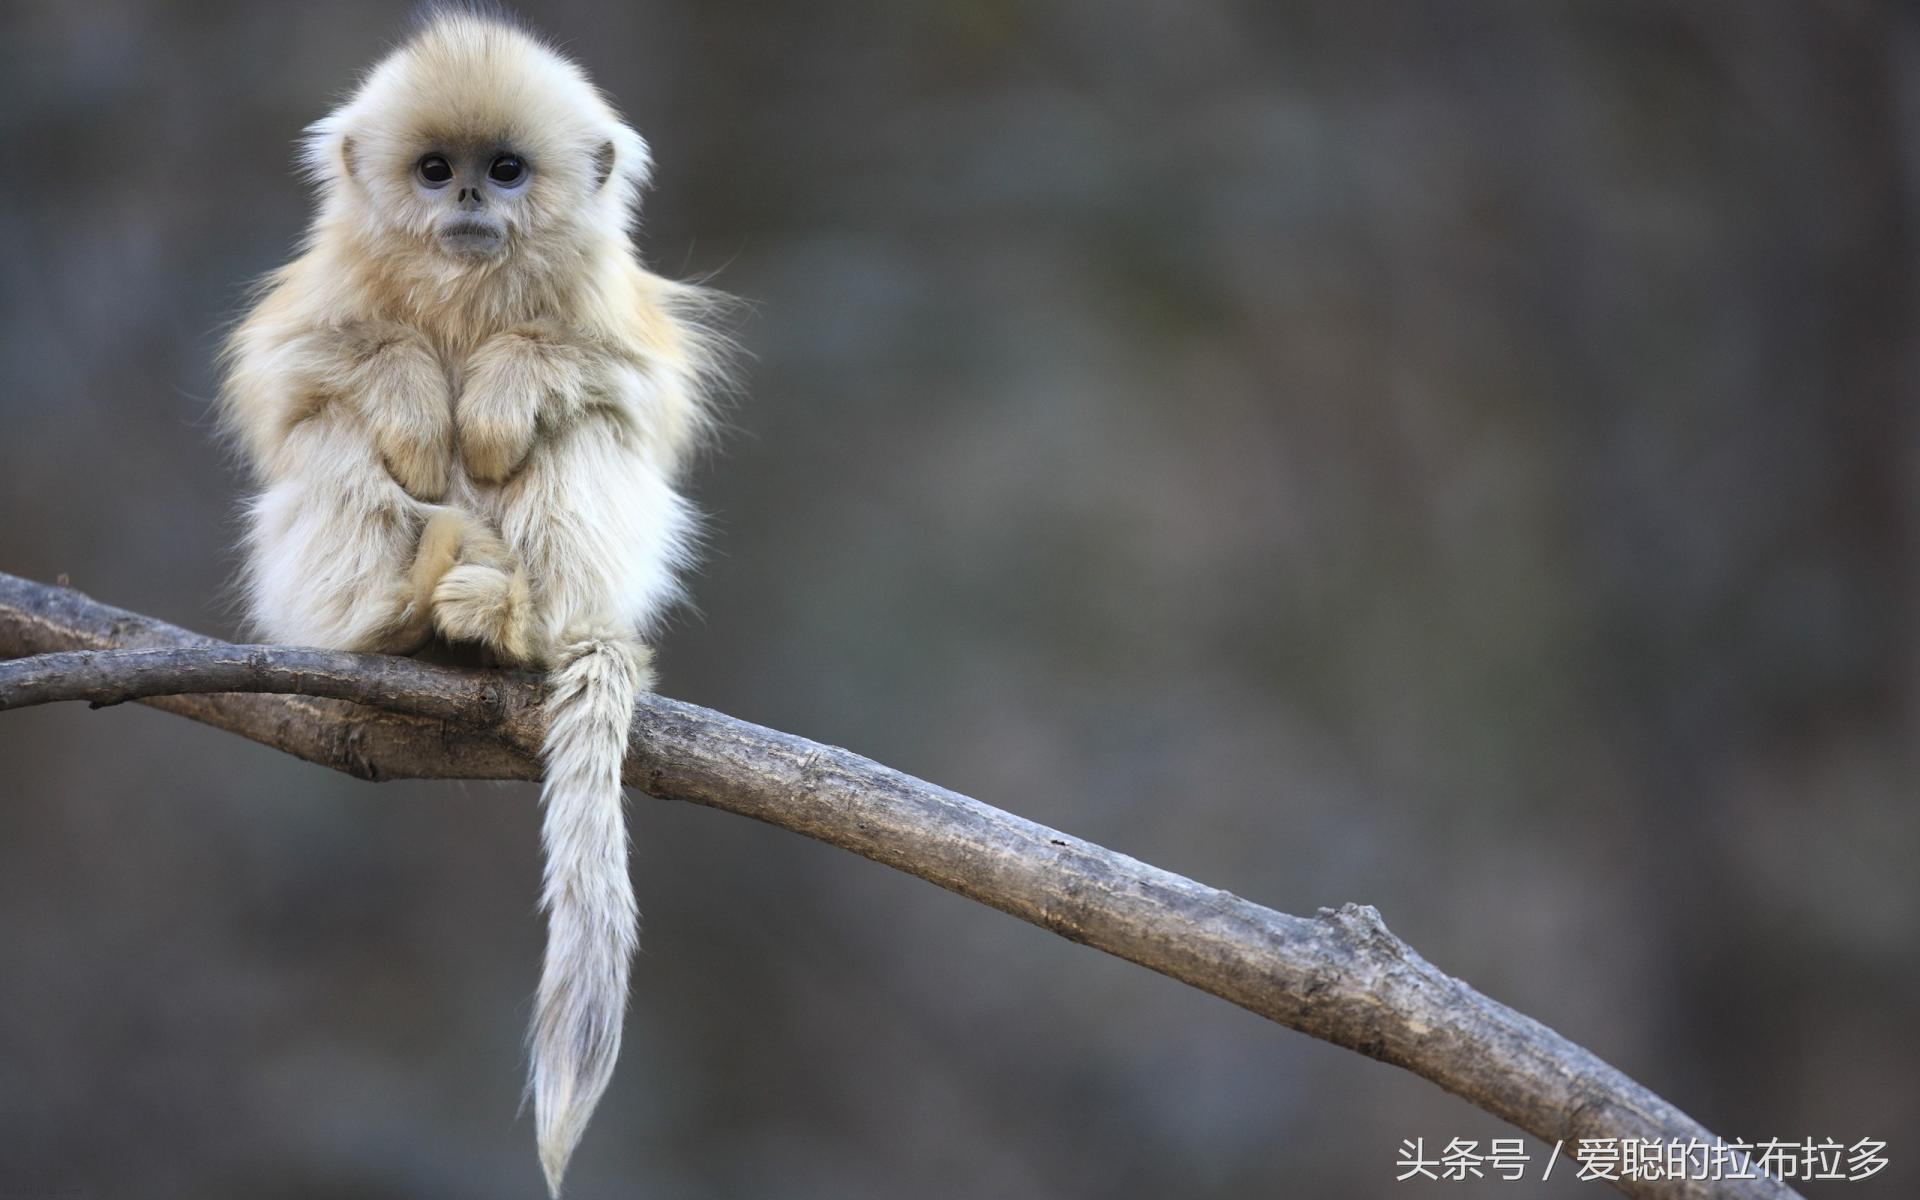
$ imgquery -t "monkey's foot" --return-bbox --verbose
[433,562,537,665]
[376,586,438,657]
[408,510,483,608]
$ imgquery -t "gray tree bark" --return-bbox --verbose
[0,570,1799,1200]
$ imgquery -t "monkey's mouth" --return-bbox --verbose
[438,219,506,259]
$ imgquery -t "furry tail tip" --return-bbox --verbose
[529,633,653,1196]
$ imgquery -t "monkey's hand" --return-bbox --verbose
[457,324,596,484]
[338,323,455,502]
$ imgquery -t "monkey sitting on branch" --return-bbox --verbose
[218,8,723,1192]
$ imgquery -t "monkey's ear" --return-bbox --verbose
[592,140,615,190]
[340,136,358,180]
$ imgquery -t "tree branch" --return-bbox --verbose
[0,570,1797,1200]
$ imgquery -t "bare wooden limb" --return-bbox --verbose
[0,570,1797,1199]
[0,575,537,782]
[0,644,537,722]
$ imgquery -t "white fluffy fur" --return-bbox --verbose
[218,10,718,1194]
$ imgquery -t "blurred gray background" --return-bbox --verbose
[2,1,1916,1197]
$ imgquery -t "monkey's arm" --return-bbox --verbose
[326,323,456,501]
[455,322,630,483]
[226,316,453,501]
[457,268,713,485]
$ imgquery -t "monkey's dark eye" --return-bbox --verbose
[417,155,453,186]
[488,155,526,185]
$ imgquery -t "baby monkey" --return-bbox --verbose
[220,10,719,1192]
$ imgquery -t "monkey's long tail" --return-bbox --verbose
[529,632,651,1198]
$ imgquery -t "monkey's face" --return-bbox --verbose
[409,145,529,261]
[310,15,650,274]
[337,116,616,270]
